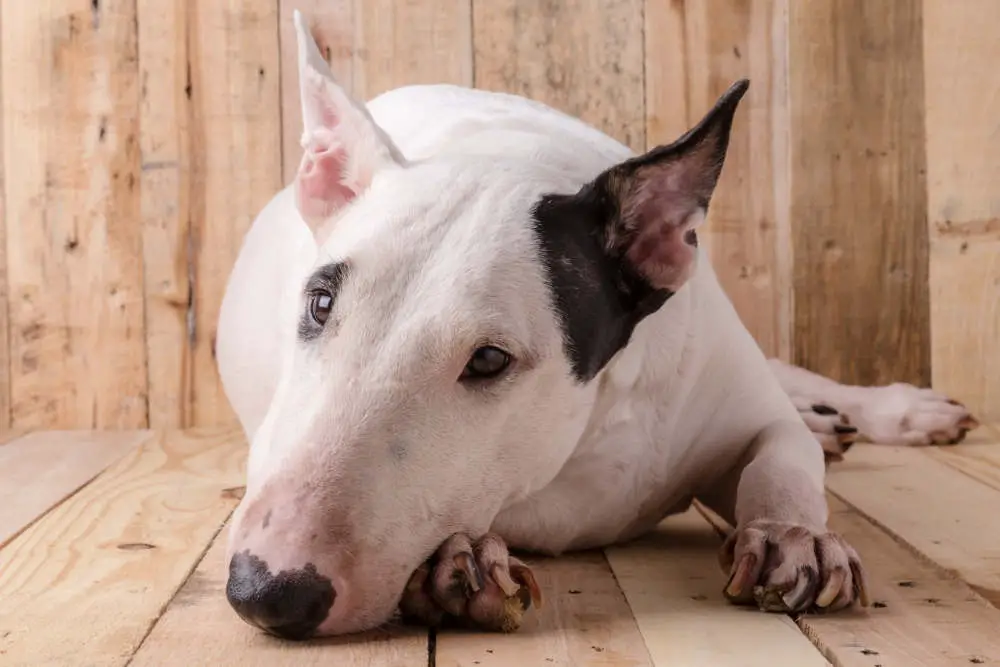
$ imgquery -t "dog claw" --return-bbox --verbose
[454,552,483,593]
[816,568,846,608]
[491,563,520,597]
[400,532,541,633]
[725,553,756,599]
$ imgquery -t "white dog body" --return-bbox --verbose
[214,13,978,638]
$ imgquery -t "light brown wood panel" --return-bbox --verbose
[799,494,1000,666]
[473,0,644,151]
[278,0,356,185]
[923,0,1000,423]
[354,0,473,100]
[0,430,151,548]
[788,1,930,387]
[646,0,792,360]
[130,524,429,666]
[606,509,829,667]
[698,495,1000,666]
[278,0,472,186]
[1,1,148,431]
[436,551,653,667]
[137,0,193,429]
[826,444,1000,606]
[0,428,246,666]
[0,23,8,438]
[187,2,282,426]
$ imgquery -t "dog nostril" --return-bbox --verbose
[226,550,336,640]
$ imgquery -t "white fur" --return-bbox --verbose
[215,12,975,636]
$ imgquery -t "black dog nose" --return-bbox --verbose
[226,550,336,640]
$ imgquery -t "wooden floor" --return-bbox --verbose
[2,426,1000,666]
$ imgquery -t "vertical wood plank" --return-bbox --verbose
[1,1,148,431]
[923,0,1000,422]
[137,0,191,429]
[187,1,282,426]
[278,1,355,185]
[355,0,473,100]
[474,0,645,151]
[645,0,792,360]
[0,14,8,439]
[278,1,473,189]
[788,1,930,386]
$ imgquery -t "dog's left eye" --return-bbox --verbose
[461,346,512,381]
[308,290,334,326]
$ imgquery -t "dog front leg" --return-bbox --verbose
[703,418,870,614]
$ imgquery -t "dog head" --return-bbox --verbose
[224,10,747,639]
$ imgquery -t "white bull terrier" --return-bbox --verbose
[215,11,979,639]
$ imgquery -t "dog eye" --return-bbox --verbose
[461,346,511,380]
[308,290,333,326]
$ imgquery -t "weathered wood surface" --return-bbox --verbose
[0,1,995,431]
[0,430,151,548]
[3,428,1000,666]
[923,0,1000,424]
[2,1,148,432]
[645,0,792,361]
[788,0,931,387]
[473,0,645,151]
[0,429,245,667]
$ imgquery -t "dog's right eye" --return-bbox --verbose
[461,346,512,381]
[308,290,333,326]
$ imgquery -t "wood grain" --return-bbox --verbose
[278,0,356,185]
[826,444,1000,606]
[355,0,473,100]
[187,1,282,427]
[646,0,792,360]
[798,494,1000,667]
[130,524,429,667]
[923,0,1000,423]
[788,0,930,387]
[1,0,148,431]
[0,430,151,548]
[473,0,645,150]
[0,428,246,667]
[137,0,193,429]
[922,423,1000,496]
[605,509,829,667]
[435,551,653,667]
[0,16,7,439]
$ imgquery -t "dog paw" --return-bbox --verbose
[720,519,869,613]
[857,383,979,446]
[792,398,858,463]
[399,532,542,633]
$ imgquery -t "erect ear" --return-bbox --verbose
[292,10,406,242]
[596,79,749,292]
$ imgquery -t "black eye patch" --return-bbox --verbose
[298,261,348,341]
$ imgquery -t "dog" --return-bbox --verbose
[214,11,979,639]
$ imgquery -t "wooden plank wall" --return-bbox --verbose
[0,0,997,436]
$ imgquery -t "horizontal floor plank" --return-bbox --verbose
[605,509,830,667]
[826,443,1000,606]
[435,550,652,667]
[129,525,429,666]
[0,430,152,548]
[797,494,1000,666]
[0,428,246,667]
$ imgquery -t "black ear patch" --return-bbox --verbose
[532,192,672,383]
[532,79,748,383]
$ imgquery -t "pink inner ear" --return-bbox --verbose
[296,138,357,224]
[621,166,702,292]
